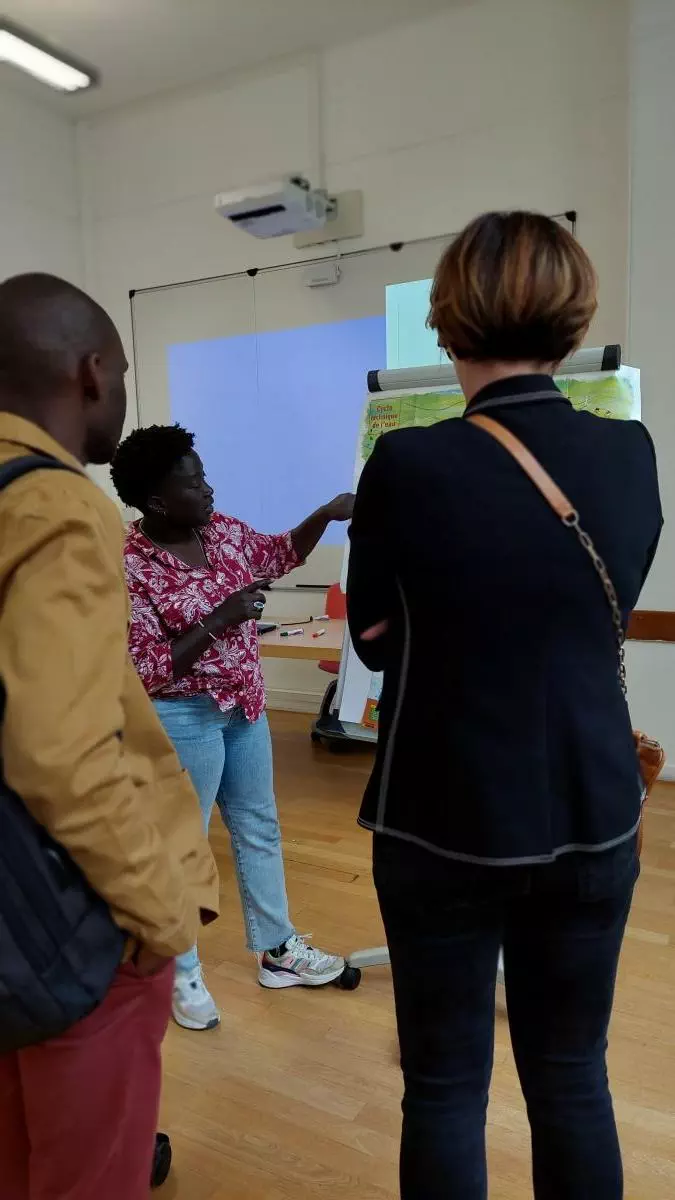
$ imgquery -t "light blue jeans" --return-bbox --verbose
[154,697,294,974]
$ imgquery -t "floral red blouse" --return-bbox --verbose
[124,514,299,722]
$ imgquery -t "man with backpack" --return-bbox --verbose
[0,273,219,1199]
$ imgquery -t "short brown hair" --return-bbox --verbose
[427,211,598,363]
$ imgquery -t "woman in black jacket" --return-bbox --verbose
[347,211,662,1200]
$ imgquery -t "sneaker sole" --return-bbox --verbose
[172,1008,221,1032]
[258,964,345,990]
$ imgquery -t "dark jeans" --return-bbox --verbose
[374,834,639,1200]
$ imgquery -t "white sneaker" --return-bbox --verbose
[172,966,220,1031]
[258,934,345,989]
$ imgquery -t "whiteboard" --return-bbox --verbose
[130,238,452,589]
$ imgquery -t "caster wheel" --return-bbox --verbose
[310,731,322,745]
[151,1132,172,1189]
[336,965,361,991]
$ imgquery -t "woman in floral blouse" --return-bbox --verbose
[112,424,353,1031]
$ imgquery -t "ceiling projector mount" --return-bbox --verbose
[214,175,363,246]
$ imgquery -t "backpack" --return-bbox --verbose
[0,456,126,1053]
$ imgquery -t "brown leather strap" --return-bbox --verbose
[467,413,577,523]
[466,411,639,706]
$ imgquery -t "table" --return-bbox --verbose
[257,608,671,659]
[258,618,345,662]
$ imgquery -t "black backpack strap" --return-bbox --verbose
[0,455,79,492]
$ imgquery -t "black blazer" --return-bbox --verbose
[347,375,662,864]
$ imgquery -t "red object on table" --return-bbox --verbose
[320,584,346,675]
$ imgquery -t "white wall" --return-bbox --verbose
[0,85,82,283]
[77,0,630,412]
[76,0,631,712]
[626,0,675,765]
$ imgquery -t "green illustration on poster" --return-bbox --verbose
[359,367,641,466]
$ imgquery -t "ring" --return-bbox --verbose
[253,600,266,612]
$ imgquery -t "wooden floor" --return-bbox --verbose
[160,712,675,1199]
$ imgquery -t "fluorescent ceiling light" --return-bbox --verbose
[0,21,97,93]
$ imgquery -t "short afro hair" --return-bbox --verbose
[111,423,195,511]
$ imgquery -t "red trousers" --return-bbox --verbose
[0,961,173,1200]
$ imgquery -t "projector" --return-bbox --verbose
[214,175,335,238]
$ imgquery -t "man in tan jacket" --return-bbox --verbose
[0,273,219,1199]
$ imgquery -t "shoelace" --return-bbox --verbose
[286,934,329,967]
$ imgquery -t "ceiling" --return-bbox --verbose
[0,0,462,115]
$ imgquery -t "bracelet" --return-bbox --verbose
[197,618,218,644]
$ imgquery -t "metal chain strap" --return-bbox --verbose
[563,511,627,696]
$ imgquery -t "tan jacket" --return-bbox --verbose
[0,415,219,957]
